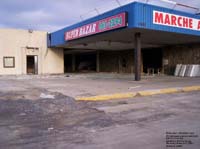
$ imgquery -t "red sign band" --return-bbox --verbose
[65,12,127,41]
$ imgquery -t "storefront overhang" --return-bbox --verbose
[49,2,200,49]
[57,28,200,51]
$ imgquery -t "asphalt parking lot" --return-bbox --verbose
[1,73,199,98]
[0,74,199,149]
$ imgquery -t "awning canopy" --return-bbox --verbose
[49,2,200,50]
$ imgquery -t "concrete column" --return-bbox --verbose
[72,54,76,72]
[96,51,100,72]
[134,33,141,81]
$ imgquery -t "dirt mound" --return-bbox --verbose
[0,91,114,148]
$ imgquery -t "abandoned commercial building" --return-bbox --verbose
[0,2,200,80]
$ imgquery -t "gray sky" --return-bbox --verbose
[0,0,199,32]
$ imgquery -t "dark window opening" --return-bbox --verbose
[122,58,127,68]
[64,54,72,73]
[64,53,96,73]
[142,48,163,74]
[76,53,96,72]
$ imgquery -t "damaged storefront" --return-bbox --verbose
[49,2,200,80]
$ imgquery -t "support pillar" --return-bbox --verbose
[134,33,141,81]
[96,51,100,72]
[72,54,76,72]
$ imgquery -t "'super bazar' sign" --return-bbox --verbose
[153,10,200,31]
[65,12,127,41]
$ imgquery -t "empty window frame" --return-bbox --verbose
[3,57,15,68]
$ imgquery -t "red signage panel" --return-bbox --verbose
[65,12,127,41]
[153,10,200,31]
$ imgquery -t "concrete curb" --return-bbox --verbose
[76,86,200,101]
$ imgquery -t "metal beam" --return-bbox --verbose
[134,33,141,81]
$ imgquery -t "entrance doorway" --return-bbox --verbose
[27,56,38,74]
[142,48,162,74]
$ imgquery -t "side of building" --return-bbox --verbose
[0,28,64,75]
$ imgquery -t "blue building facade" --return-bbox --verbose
[49,2,200,47]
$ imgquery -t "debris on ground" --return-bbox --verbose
[40,93,55,99]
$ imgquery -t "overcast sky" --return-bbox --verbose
[0,0,199,32]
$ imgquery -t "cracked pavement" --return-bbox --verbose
[0,76,199,149]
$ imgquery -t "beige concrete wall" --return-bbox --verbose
[42,48,64,74]
[0,28,64,75]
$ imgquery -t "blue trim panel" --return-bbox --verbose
[50,2,200,47]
